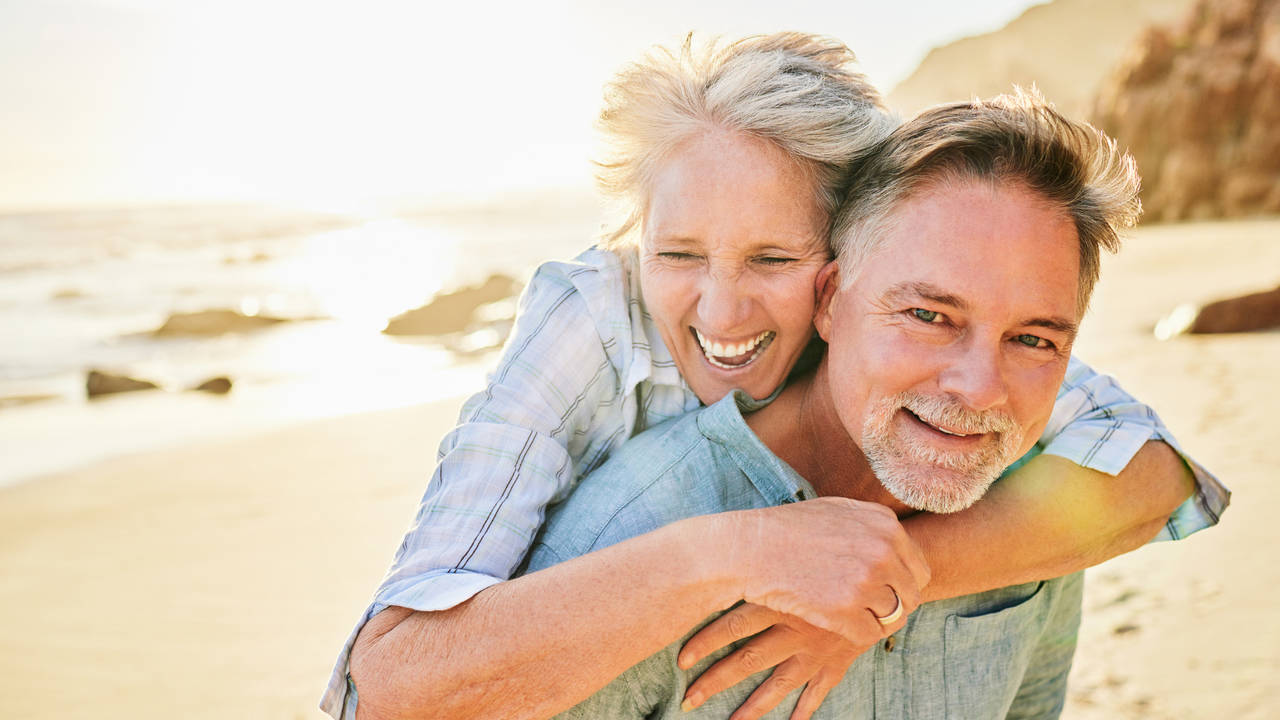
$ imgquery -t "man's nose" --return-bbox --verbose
[937,339,1009,412]
[695,266,754,333]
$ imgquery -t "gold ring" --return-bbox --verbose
[872,586,904,626]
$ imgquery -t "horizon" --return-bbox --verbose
[1,0,1050,213]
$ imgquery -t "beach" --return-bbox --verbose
[1,217,1277,718]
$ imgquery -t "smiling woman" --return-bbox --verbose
[638,129,831,404]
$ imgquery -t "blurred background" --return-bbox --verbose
[1,0,1276,717]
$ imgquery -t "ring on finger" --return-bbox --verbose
[872,586,903,626]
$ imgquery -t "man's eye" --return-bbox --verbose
[1014,334,1052,349]
[657,252,699,261]
[910,308,942,323]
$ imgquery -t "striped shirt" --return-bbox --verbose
[320,247,1229,718]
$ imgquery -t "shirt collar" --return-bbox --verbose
[696,391,817,505]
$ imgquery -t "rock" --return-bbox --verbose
[887,0,1196,119]
[86,370,159,398]
[152,309,288,336]
[1093,0,1280,222]
[1188,285,1280,333]
[383,274,522,336]
[191,376,233,394]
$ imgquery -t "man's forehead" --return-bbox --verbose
[849,179,1083,325]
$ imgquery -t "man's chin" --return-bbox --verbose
[876,463,1000,514]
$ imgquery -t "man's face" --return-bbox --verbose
[815,178,1082,513]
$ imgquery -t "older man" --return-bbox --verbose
[511,91,1208,719]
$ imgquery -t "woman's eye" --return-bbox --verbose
[754,256,794,266]
[1014,334,1053,349]
[910,308,942,323]
[657,251,699,262]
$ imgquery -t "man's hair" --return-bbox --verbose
[830,88,1142,315]
[595,32,896,248]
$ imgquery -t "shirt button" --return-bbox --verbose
[884,636,896,652]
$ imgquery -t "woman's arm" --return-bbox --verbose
[323,251,691,717]
[908,440,1191,601]
[350,499,928,720]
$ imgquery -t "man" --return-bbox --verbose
[516,90,1183,718]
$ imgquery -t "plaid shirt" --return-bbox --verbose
[320,247,1229,718]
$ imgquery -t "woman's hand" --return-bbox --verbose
[725,497,929,643]
[677,604,875,720]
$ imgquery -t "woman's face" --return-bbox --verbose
[638,130,831,405]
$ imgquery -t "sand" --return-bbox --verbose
[2,218,1277,719]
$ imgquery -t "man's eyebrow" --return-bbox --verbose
[883,281,1079,336]
[1022,315,1079,337]
[882,281,969,310]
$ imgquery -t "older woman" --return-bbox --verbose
[323,33,1226,720]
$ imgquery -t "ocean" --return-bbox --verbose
[0,194,602,485]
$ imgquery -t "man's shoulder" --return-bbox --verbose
[527,400,752,570]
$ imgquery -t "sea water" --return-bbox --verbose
[0,195,600,484]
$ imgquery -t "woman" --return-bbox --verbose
[324,33,1227,720]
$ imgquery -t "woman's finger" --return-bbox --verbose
[681,625,800,712]
[678,603,781,669]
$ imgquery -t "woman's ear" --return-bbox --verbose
[814,261,841,341]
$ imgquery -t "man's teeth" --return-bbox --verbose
[923,418,973,437]
[694,329,773,367]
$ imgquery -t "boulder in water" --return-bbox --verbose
[191,376,233,394]
[152,309,288,336]
[383,275,521,336]
[86,370,160,398]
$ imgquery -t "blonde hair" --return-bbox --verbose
[831,88,1142,314]
[594,32,896,249]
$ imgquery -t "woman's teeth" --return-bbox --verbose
[694,329,774,369]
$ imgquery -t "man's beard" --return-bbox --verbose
[861,391,1024,513]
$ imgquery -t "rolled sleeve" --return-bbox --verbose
[1038,356,1229,541]
[320,251,666,719]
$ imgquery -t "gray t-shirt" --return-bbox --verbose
[524,391,1084,720]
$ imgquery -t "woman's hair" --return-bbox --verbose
[594,32,896,249]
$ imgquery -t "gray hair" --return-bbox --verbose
[595,32,897,249]
[831,88,1142,315]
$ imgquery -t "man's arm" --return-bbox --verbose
[349,498,927,720]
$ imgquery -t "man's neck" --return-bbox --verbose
[745,363,913,515]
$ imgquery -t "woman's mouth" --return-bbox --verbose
[692,329,775,369]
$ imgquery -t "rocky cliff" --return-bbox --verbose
[1093,0,1280,222]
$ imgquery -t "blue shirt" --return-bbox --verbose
[525,392,1113,719]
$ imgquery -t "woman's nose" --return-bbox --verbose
[695,266,755,333]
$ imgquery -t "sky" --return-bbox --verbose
[0,0,1049,212]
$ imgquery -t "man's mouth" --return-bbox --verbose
[903,408,982,439]
[692,328,775,370]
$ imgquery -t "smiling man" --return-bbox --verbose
[510,90,1219,719]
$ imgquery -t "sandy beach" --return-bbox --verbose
[2,218,1277,719]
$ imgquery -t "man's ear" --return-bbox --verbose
[814,260,842,342]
